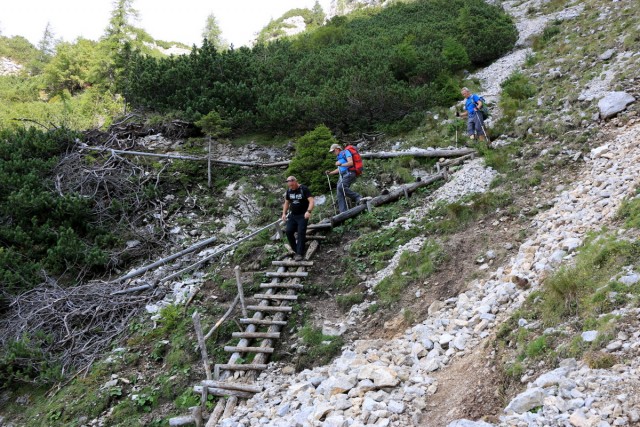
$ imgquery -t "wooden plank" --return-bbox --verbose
[193,385,254,399]
[232,331,280,339]
[239,318,287,326]
[215,363,268,371]
[252,294,297,301]
[224,346,274,354]
[266,271,308,278]
[201,380,263,393]
[259,283,303,290]
[305,235,326,240]
[271,260,314,267]
[247,305,292,312]
[307,222,333,230]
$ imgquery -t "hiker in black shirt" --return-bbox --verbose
[281,176,315,261]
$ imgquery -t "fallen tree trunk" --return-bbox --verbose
[81,146,289,167]
[361,148,475,159]
[112,235,218,284]
[329,171,445,226]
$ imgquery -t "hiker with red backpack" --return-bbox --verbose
[326,143,362,213]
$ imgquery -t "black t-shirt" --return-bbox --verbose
[285,185,312,215]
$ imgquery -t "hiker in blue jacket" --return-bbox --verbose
[459,87,486,142]
[325,143,361,213]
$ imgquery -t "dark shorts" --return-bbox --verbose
[467,113,485,136]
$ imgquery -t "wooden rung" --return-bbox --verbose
[266,271,308,278]
[201,380,263,394]
[259,282,304,289]
[305,235,326,240]
[252,294,297,301]
[308,222,332,230]
[247,305,292,312]
[239,318,287,326]
[193,385,254,399]
[215,363,268,371]
[232,331,280,339]
[224,346,274,354]
[272,260,314,267]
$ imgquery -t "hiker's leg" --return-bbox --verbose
[467,117,475,139]
[296,216,307,255]
[336,177,348,213]
[341,172,361,204]
[475,113,486,141]
[285,217,297,252]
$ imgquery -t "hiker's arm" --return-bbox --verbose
[281,199,289,221]
[304,197,315,219]
[326,168,339,175]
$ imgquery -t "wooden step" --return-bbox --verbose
[305,235,326,240]
[201,380,263,394]
[239,318,287,326]
[232,331,280,339]
[272,260,314,267]
[266,271,308,278]
[224,345,274,354]
[247,305,292,312]
[193,385,254,399]
[252,293,297,301]
[214,363,268,371]
[259,282,304,290]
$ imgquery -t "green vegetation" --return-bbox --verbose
[286,124,337,194]
[375,240,444,304]
[0,128,115,293]
[296,325,344,370]
[122,0,516,133]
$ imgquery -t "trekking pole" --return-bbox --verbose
[478,113,491,145]
[326,173,338,216]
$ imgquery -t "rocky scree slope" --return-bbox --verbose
[216,0,640,426]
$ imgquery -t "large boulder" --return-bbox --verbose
[598,91,635,119]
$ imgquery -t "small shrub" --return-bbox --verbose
[336,293,365,311]
[583,351,617,369]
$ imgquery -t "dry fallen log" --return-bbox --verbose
[81,146,289,167]
[361,148,475,159]
[111,235,218,286]
[328,171,445,226]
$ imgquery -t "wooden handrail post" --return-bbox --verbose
[192,311,212,380]
[234,265,248,318]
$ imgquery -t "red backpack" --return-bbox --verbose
[345,145,363,176]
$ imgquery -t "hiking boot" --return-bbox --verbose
[294,254,303,261]
[358,196,372,205]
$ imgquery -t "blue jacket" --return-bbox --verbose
[336,150,353,174]
[465,94,481,118]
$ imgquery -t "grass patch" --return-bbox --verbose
[374,240,443,304]
[336,292,365,311]
[541,234,640,323]
[295,325,344,371]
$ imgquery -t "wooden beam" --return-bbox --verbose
[271,260,314,267]
[193,386,254,399]
[201,380,263,394]
[223,346,274,354]
[239,318,287,326]
[265,271,308,278]
[232,332,280,339]
[361,148,475,159]
[247,305,292,312]
[252,294,297,301]
[259,282,304,289]
[215,363,268,371]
